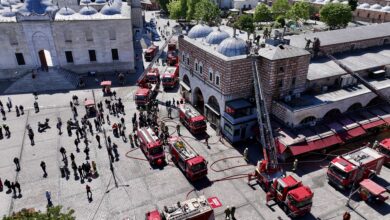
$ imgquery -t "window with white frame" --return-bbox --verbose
[199,62,203,74]
[215,72,220,86]
[195,59,198,72]
[208,68,213,82]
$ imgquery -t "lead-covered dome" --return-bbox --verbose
[382,5,390,11]
[1,7,16,17]
[79,6,97,15]
[100,4,121,15]
[96,0,106,3]
[217,37,247,57]
[81,0,91,3]
[370,4,382,10]
[205,30,230,45]
[57,7,76,15]
[358,3,370,8]
[188,24,213,39]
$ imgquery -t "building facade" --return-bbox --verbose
[0,0,136,79]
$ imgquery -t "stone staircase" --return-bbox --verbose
[3,68,78,94]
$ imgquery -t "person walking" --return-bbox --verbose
[28,127,35,145]
[72,106,78,117]
[71,161,78,178]
[231,206,236,220]
[176,124,180,136]
[243,148,249,162]
[46,191,52,207]
[292,159,298,172]
[86,185,92,202]
[112,143,119,161]
[96,134,101,149]
[74,139,80,152]
[0,178,3,192]
[84,146,90,160]
[15,106,20,117]
[224,206,231,220]
[13,157,20,171]
[11,182,16,198]
[34,101,39,113]
[67,124,72,136]
[78,165,84,180]
[205,135,209,147]
[40,161,47,178]
[70,153,75,162]
[59,147,67,160]
[87,121,93,135]
[0,126,3,140]
[56,118,62,135]
[4,179,11,193]
[168,107,172,118]
[19,105,24,115]
[3,124,10,138]
[1,107,6,120]
[14,181,21,197]
[91,161,98,176]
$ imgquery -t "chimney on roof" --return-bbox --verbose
[233,27,236,38]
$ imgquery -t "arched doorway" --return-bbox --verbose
[300,116,316,125]
[367,97,382,107]
[181,74,191,102]
[193,87,204,115]
[38,49,53,71]
[347,103,363,112]
[206,96,220,130]
[323,108,342,121]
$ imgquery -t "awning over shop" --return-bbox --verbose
[289,134,342,156]
[205,104,220,117]
[276,140,288,154]
[180,81,191,91]
[361,119,386,130]
[384,116,390,124]
[339,126,366,141]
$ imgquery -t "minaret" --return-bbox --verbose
[129,0,143,29]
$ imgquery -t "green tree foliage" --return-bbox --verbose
[271,0,290,18]
[320,3,352,29]
[234,14,255,39]
[287,1,310,22]
[167,0,184,19]
[187,0,201,20]
[253,3,273,22]
[276,15,286,27]
[3,206,75,220]
[348,0,358,11]
[157,0,169,12]
[194,0,221,25]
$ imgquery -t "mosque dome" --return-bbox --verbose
[1,7,16,17]
[79,6,97,15]
[370,4,382,10]
[382,5,390,11]
[205,30,230,45]
[57,7,76,16]
[100,4,121,15]
[95,0,106,3]
[217,37,247,57]
[358,3,370,8]
[1,0,10,7]
[187,24,213,39]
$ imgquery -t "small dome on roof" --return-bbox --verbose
[100,4,121,15]
[382,5,390,11]
[95,0,106,3]
[205,29,230,45]
[1,0,10,7]
[45,5,58,13]
[188,24,213,39]
[81,0,91,3]
[370,4,382,9]
[217,37,247,57]
[57,7,76,15]
[358,3,370,8]
[1,7,16,17]
[79,6,97,15]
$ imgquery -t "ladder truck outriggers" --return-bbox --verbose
[168,136,208,181]
[247,55,314,218]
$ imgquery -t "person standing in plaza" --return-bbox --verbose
[224,206,231,220]
[13,157,20,171]
[59,147,67,160]
[205,135,209,147]
[70,153,75,162]
[176,124,181,136]
[72,106,78,117]
[96,134,101,149]
[78,165,84,180]
[0,126,3,139]
[87,121,93,135]
[10,182,16,198]
[56,117,62,135]
[4,179,11,193]
[28,127,34,145]
[84,146,90,160]
[168,107,172,118]
[14,181,21,197]
[34,101,39,113]
[15,106,20,117]
[112,143,119,161]
[19,105,24,115]
[86,185,92,202]
[1,107,6,120]
[46,191,52,207]
[67,123,72,136]
[4,124,10,138]
[74,138,80,152]
[40,161,48,178]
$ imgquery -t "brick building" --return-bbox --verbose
[179,23,390,147]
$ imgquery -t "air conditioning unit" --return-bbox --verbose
[340,75,353,88]
[321,86,328,93]
[284,95,291,102]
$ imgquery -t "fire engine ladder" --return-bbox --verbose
[137,34,175,86]
[250,55,279,170]
[325,53,390,104]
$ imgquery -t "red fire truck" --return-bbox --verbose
[178,104,207,134]
[168,39,177,51]
[168,136,207,181]
[146,68,160,84]
[327,146,386,190]
[377,138,390,166]
[166,39,178,66]
[266,174,314,218]
[137,127,165,166]
[145,196,215,220]
[145,45,159,62]
[161,66,179,89]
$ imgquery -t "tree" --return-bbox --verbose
[194,0,221,25]
[186,0,201,20]
[320,3,352,29]
[348,0,358,11]
[254,3,273,22]
[234,14,255,39]
[271,0,290,18]
[157,0,169,13]
[276,15,286,27]
[167,0,184,19]
[287,1,310,22]
[3,206,75,220]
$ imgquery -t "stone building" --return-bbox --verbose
[179,23,390,145]
[0,0,139,79]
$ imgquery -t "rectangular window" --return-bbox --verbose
[224,124,234,136]
[111,49,119,60]
[186,57,189,65]
[195,63,198,71]
[109,30,116,40]
[200,65,203,74]
[215,75,220,86]
[65,51,74,63]
[291,77,296,86]
[278,79,283,88]
[209,71,213,82]
[89,50,96,62]
[15,53,25,65]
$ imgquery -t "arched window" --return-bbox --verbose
[199,62,203,74]
[215,71,221,86]
[186,54,190,65]
[195,59,198,72]
[182,52,185,63]
[208,68,213,82]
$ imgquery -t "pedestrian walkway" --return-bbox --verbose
[4,69,77,94]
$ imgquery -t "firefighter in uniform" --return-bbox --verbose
[292,159,298,172]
